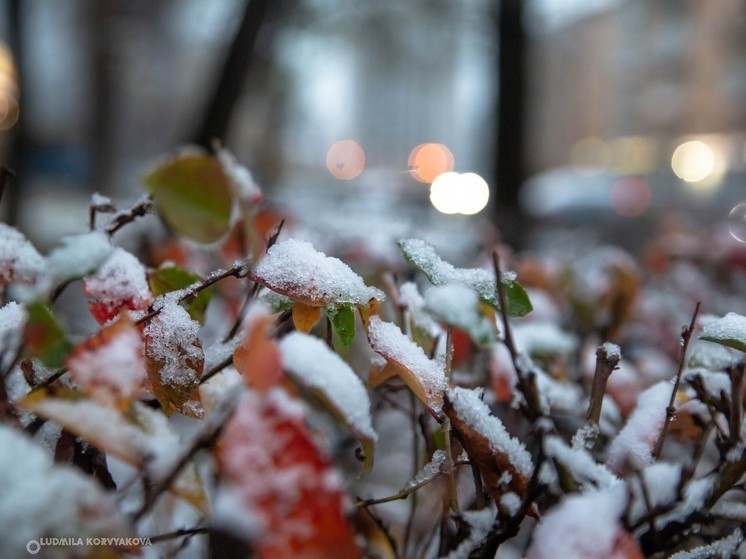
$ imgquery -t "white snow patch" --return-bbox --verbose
[0,301,26,370]
[444,506,497,559]
[527,485,629,559]
[424,283,495,345]
[406,449,449,489]
[279,332,377,442]
[669,529,743,559]
[45,230,112,287]
[252,238,385,306]
[700,312,746,348]
[512,322,577,355]
[218,148,263,205]
[606,381,671,473]
[0,424,131,557]
[545,435,618,490]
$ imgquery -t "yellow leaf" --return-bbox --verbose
[292,301,321,333]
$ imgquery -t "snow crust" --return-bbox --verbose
[84,247,153,321]
[700,312,746,348]
[45,231,112,286]
[252,238,385,305]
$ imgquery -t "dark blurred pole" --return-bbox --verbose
[494,0,528,250]
[91,0,115,193]
[4,0,25,225]
[192,0,273,149]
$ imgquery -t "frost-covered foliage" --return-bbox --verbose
[2,147,746,558]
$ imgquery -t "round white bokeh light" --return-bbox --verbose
[429,172,490,215]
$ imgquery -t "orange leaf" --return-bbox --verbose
[217,388,361,559]
[233,307,283,391]
[292,301,321,333]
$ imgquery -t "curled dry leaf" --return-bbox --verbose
[444,387,533,515]
[66,313,146,410]
[216,388,361,559]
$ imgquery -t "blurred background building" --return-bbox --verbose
[0,0,745,254]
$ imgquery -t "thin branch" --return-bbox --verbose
[653,301,701,460]
[443,325,459,513]
[492,250,544,421]
[358,502,400,559]
[104,196,154,236]
[727,360,745,447]
[586,343,621,427]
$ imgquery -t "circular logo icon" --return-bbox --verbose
[26,540,41,554]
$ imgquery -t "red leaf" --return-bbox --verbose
[233,308,283,391]
[217,389,361,559]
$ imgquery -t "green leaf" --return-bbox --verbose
[327,304,356,346]
[143,150,233,243]
[700,312,746,353]
[398,238,532,317]
[23,302,73,368]
[149,265,211,324]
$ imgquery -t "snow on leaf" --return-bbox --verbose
[423,283,497,346]
[249,238,385,307]
[23,301,73,368]
[0,222,44,285]
[66,314,146,409]
[512,322,578,356]
[397,238,532,317]
[606,381,672,474]
[279,332,377,474]
[83,247,153,325]
[233,306,283,391]
[399,281,444,354]
[700,312,746,353]
[144,299,204,415]
[19,395,206,510]
[367,315,447,414]
[45,230,112,287]
[526,485,643,559]
[292,301,322,333]
[148,264,212,324]
[444,386,533,513]
[0,424,133,558]
[143,148,234,243]
[216,388,361,559]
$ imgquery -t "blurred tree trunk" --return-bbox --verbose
[192,0,274,149]
[494,0,528,250]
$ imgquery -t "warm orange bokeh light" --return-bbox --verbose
[408,143,454,183]
[326,140,365,180]
[610,176,651,218]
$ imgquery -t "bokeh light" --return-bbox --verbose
[326,139,365,180]
[610,136,658,175]
[408,143,454,183]
[727,202,746,243]
[609,176,651,218]
[429,172,489,215]
[671,140,715,183]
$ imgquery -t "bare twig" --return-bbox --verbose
[443,325,459,513]
[492,250,544,421]
[358,503,400,559]
[653,301,701,460]
[586,343,621,427]
[147,526,210,545]
[104,196,154,236]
